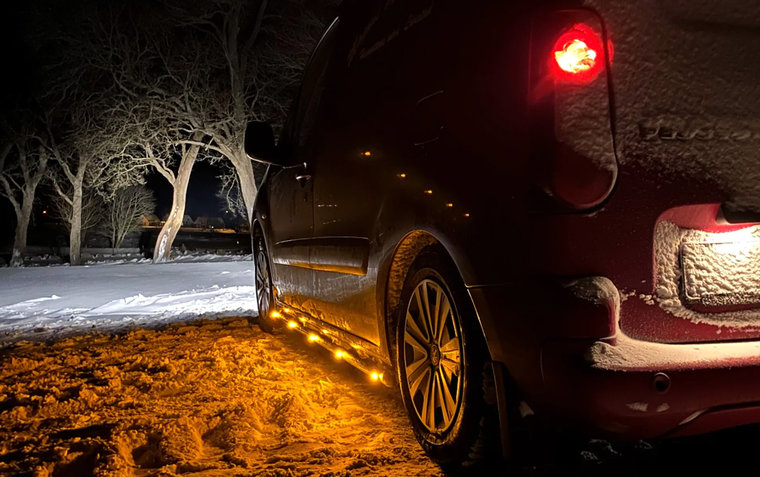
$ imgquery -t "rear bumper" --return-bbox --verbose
[541,337,760,439]
[470,277,760,440]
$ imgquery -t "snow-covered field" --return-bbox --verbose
[0,259,257,345]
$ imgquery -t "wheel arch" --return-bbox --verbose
[381,229,491,363]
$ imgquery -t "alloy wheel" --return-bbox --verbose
[255,238,272,318]
[402,279,464,432]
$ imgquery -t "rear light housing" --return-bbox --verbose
[529,11,617,211]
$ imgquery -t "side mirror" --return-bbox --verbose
[244,121,280,165]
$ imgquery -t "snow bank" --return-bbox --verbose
[0,261,257,344]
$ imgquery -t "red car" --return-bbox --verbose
[245,0,760,467]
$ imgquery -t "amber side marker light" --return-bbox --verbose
[551,23,607,83]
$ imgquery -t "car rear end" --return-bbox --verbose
[519,0,760,438]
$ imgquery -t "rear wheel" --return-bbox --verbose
[254,236,275,333]
[395,248,495,467]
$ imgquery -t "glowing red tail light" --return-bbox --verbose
[550,24,606,83]
[529,13,617,211]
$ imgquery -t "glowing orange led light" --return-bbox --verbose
[397,173,407,179]
[446,203,454,208]
[270,310,282,319]
[282,307,292,314]
[287,320,298,329]
[308,333,320,343]
[370,371,383,382]
[464,213,471,218]
[424,189,433,195]
[334,350,345,360]
[362,151,372,157]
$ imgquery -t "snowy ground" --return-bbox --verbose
[0,259,257,346]
[2,260,760,476]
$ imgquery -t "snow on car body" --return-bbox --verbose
[245,0,760,466]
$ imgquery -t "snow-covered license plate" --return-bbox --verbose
[680,238,760,307]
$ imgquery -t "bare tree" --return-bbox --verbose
[104,185,155,249]
[28,0,325,263]
[0,124,49,266]
[46,108,144,265]
[48,186,105,245]
[169,0,325,221]
[85,5,218,262]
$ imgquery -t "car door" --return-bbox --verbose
[308,1,438,345]
[266,18,341,313]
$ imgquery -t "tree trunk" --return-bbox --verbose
[231,150,258,224]
[153,146,199,262]
[69,182,84,265]
[10,197,33,267]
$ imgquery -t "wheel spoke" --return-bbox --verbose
[435,295,453,347]
[413,287,431,341]
[434,371,449,424]
[424,369,437,429]
[406,356,429,391]
[440,357,460,377]
[405,311,428,346]
[440,336,460,354]
[410,366,430,400]
[422,282,435,340]
[432,286,442,343]
[437,368,457,423]
[405,328,428,357]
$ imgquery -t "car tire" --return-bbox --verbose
[395,246,497,467]
[254,235,276,333]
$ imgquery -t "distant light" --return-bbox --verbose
[464,213,471,218]
[397,173,407,179]
[308,333,320,343]
[424,189,433,195]
[446,203,454,208]
[362,151,372,157]
[334,350,345,360]
[287,320,298,329]
[270,310,282,319]
[42,210,47,215]
[370,371,383,382]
